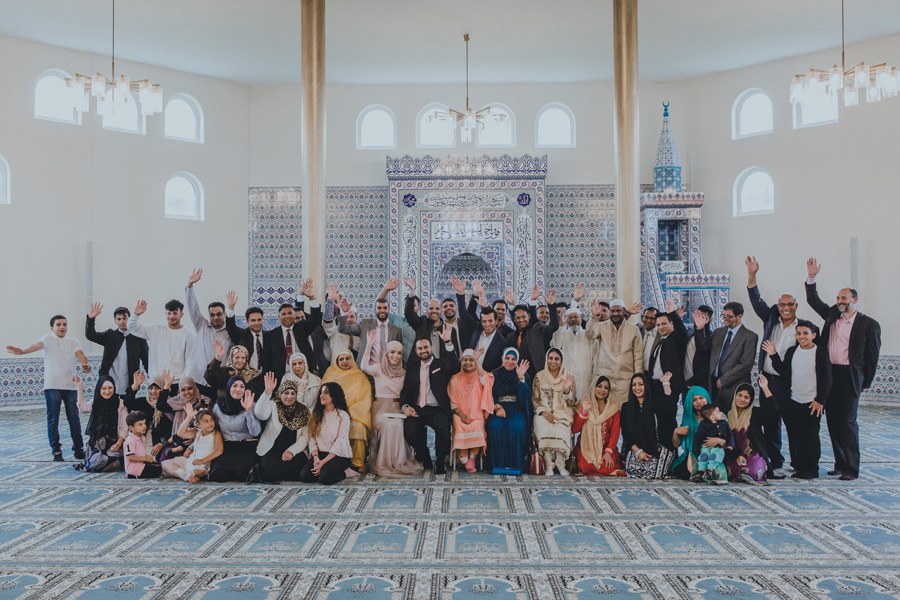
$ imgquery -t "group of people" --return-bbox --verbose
[6,257,881,485]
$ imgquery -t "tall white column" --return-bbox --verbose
[613,0,640,302]
[301,0,326,298]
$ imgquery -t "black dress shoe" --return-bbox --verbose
[74,449,85,460]
[434,464,447,475]
[421,457,434,471]
[766,470,787,480]
[53,452,64,462]
[245,465,262,485]
[827,470,842,476]
[839,474,858,481]
[791,471,818,480]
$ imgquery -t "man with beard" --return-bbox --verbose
[404,277,461,359]
[505,285,560,374]
[550,304,598,399]
[185,268,235,398]
[586,298,643,406]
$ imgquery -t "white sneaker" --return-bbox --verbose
[558,467,570,477]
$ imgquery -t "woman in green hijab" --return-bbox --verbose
[671,386,710,480]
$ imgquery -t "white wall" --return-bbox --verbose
[249,81,692,188]
[690,34,900,352]
[0,35,250,351]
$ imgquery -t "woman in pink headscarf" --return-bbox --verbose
[448,348,495,473]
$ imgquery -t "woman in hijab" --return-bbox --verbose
[620,373,674,479]
[486,348,532,475]
[249,372,310,482]
[206,342,263,402]
[360,337,420,477]
[532,348,577,476]
[448,348,495,473]
[277,352,321,410]
[724,382,770,484]
[209,375,262,482]
[124,369,171,458]
[670,386,711,480]
[572,376,625,476]
[322,350,373,473]
[73,374,127,472]
[158,374,212,464]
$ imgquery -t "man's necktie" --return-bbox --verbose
[285,330,293,361]
[255,333,263,363]
[418,363,429,407]
[716,329,733,377]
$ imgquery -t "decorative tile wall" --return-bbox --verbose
[248,187,303,313]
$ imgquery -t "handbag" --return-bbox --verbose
[565,450,579,475]
[529,438,546,476]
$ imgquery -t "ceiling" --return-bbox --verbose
[2,0,900,85]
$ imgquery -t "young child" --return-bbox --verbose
[124,411,162,479]
[691,404,735,484]
[161,409,223,483]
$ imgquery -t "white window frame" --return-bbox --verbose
[165,93,204,143]
[34,68,82,125]
[0,154,10,205]
[356,104,397,150]
[732,88,773,139]
[733,166,775,217]
[165,172,205,221]
[535,102,576,148]
[101,90,146,135]
[416,102,456,149]
[792,92,839,129]
[475,102,516,148]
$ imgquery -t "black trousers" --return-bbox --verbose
[299,452,351,485]
[259,446,306,482]
[128,463,162,479]
[782,398,821,476]
[403,405,450,466]
[760,372,787,469]
[826,365,860,477]
[209,440,258,482]
[650,380,678,451]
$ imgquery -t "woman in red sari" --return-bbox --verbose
[572,376,625,476]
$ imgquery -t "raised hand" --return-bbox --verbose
[626,301,643,316]
[383,277,400,292]
[214,339,225,361]
[88,302,103,319]
[338,295,352,314]
[327,281,340,300]
[71,375,83,390]
[546,289,558,304]
[745,256,759,276]
[241,390,255,412]
[661,371,673,385]
[563,373,575,393]
[476,292,488,308]
[664,298,677,314]
[187,268,203,287]
[5,346,23,355]
[162,369,174,390]
[226,291,238,310]
[300,278,315,301]
[473,347,486,361]
[590,298,602,318]
[531,284,542,301]
[807,257,821,279]
[676,305,686,318]
[264,371,277,395]
[761,340,776,356]
[367,329,377,344]
[183,401,196,419]
[133,370,146,388]
[581,396,593,413]
[692,309,709,331]
[758,373,770,393]
[134,300,147,316]
[449,276,466,295]
[504,288,515,306]
[516,359,530,380]
[403,277,416,295]
[472,278,484,297]
[438,323,453,343]
[574,283,586,302]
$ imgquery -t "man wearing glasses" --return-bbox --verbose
[706,301,758,412]
[745,256,797,479]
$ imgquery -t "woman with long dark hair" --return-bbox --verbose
[300,382,356,485]
[74,374,127,472]
[620,373,674,479]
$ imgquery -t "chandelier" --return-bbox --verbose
[790,0,898,108]
[66,0,163,118]
[429,34,507,143]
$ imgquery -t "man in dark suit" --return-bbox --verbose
[263,296,322,384]
[400,325,460,474]
[805,258,881,481]
[460,305,507,373]
[224,298,266,372]
[465,281,515,338]
[506,286,560,374]
[85,303,149,394]
[746,256,798,477]
[684,306,713,389]
[705,301,758,412]
[646,300,688,449]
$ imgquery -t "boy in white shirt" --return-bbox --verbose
[6,315,91,461]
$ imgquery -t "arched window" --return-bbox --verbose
[165,94,204,143]
[0,154,9,205]
[476,102,515,148]
[356,105,396,149]
[34,69,81,125]
[101,90,145,135]
[793,92,839,129]
[535,103,575,148]
[732,89,773,139]
[416,103,456,148]
[733,167,774,216]
[165,173,204,221]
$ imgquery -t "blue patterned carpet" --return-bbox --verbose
[1,407,900,599]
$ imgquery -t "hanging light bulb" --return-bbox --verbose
[855,63,869,88]
[866,85,881,103]
[884,68,899,98]
[790,76,804,104]
[91,73,106,97]
[828,65,843,91]
[843,85,858,107]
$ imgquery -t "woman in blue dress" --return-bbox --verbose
[485,348,532,474]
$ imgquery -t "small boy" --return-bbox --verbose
[763,319,832,480]
[691,404,735,484]
[124,411,162,479]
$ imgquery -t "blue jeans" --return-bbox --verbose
[43,389,84,454]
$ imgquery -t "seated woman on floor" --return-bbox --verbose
[158,374,212,463]
[248,372,310,483]
[671,386,712,480]
[620,373,674,479]
[486,348,532,475]
[123,370,170,460]
[209,376,262,482]
[572,375,625,476]
[724,382,770,485]
[321,350,372,473]
[277,352,321,410]
[300,382,357,485]
[205,342,264,403]
[73,374,127,472]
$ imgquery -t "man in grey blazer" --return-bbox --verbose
[705,301,758,411]
[337,296,403,370]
